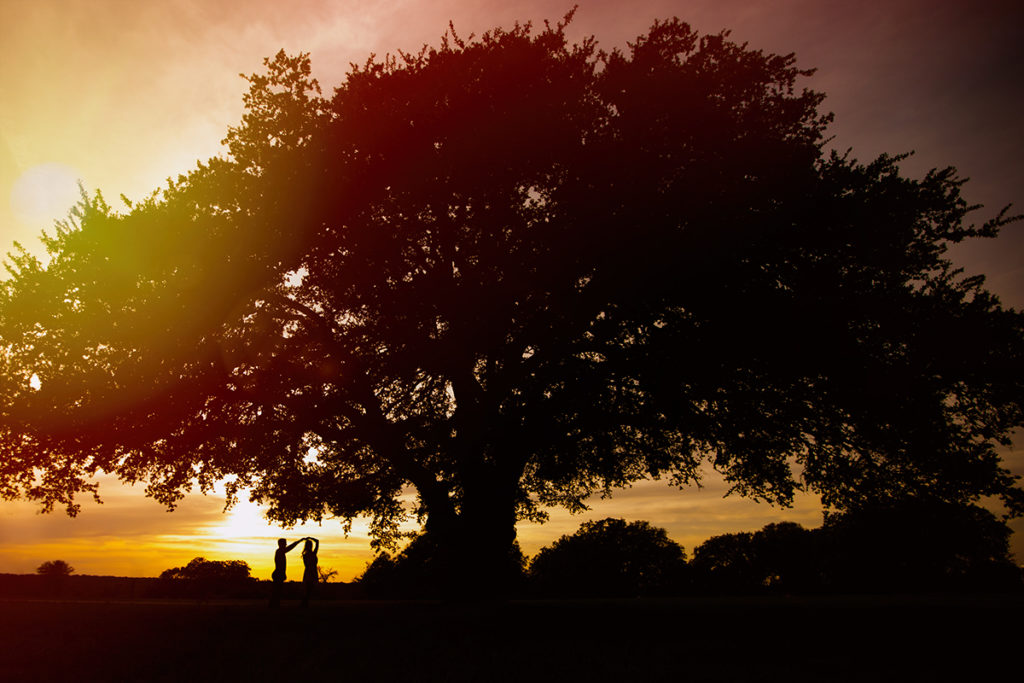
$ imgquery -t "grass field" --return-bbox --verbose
[1,594,1020,681]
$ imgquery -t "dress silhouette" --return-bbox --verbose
[301,537,319,608]
[269,537,302,609]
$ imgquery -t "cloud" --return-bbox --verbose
[516,471,826,557]
[0,478,224,544]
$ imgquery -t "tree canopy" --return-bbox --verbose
[1,13,1022,590]
[36,559,75,576]
[159,557,252,583]
[691,502,1021,593]
[528,517,687,597]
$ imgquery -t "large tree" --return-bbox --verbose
[2,14,1022,592]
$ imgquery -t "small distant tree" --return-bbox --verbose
[35,559,75,598]
[36,559,74,576]
[161,557,256,589]
[160,557,251,582]
[317,566,340,583]
[159,557,254,599]
[529,518,688,597]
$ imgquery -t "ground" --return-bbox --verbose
[0,595,1019,681]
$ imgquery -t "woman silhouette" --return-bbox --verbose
[301,536,319,607]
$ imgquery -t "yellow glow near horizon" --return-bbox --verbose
[10,162,82,230]
[172,496,377,581]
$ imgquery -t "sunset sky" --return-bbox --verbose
[2,0,1023,581]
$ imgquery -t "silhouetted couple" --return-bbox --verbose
[269,536,319,608]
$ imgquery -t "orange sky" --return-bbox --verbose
[2,0,1023,580]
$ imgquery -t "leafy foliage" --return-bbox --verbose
[317,566,340,583]
[691,523,818,593]
[159,557,252,582]
[1,12,1022,590]
[528,517,687,597]
[36,559,74,576]
[692,502,1022,593]
[819,499,1021,592]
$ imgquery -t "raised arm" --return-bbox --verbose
[284,539,303,552]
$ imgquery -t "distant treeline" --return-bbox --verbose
[359,500,1024,599]
[1,555,362,601]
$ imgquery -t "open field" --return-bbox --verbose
[1,594,1020,682]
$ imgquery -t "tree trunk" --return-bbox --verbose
[426,476,521,601]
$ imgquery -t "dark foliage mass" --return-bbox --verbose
[35,559,74,576]
[528,518,687,597]
[691,522,817,593]
[2,11,1023,593]
[159,556,252,582]
[691,500,1022,594]
[359,532,527,598]
[356,504,1021,598]
[158,557,255,598]
[817,499,1021,592]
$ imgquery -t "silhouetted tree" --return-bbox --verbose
[528,518,687,597]
[35,559,75,598]
[36,559,74,576]
[690,503,1022,594]
[160,557,252,582]
[751,522,821,592]
[691,531,761,593]
[317,566,340,583]
[819,499,1022,592]
[2,12,1023,594]
[159,557,254,599]
[691,523,821,593]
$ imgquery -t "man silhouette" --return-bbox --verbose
[269,537,303,608]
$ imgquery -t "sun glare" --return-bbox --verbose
[207,498,277,539]
[10,162,83,228]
